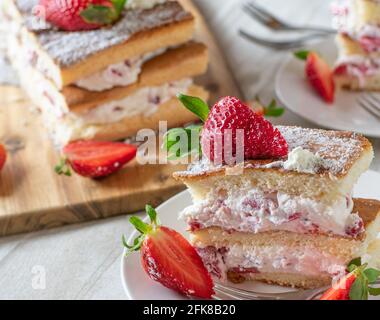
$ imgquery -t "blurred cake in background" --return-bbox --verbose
[332,0,380,90]
[0,0,209,147]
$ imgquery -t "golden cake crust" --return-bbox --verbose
[3,0,195,88]
[174,127,373,180]
[64,42,208,111]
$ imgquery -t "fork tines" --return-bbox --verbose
[357,93,380,121]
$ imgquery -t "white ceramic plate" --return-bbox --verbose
[121,170,380,300]
[275,37,380,138]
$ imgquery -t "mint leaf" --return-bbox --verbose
[263,99,285,117]
[177,94,209,122]
[163,124,202,160]
[368,287,380,296]
[349,277,366,300]
[294,50,310,61]
[363,268,380,284]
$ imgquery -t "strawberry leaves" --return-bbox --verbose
[81,0,127,26]
[123,205,159,255]
[294,50,310,61]
[55,158,72,176]
[347,258,380,300]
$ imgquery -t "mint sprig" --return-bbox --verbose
[177,94,209,123]
[163,124,202,160]
[81,0,127,26]
[123,205,160,256]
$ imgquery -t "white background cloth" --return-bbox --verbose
[0,0,379,299]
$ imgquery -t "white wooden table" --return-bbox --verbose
[1,0,379,299]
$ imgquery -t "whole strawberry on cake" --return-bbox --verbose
[164,94,380,295]
[1,0,209,147]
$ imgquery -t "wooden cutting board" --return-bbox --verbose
[0,0,241,237]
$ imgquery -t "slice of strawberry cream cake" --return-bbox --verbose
[167,95,380,289]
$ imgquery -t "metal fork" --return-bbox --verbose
[239,29,325,50]
[357,93,380,121]
[213,283,326,300]
[213,280,380,300]
[243,1,336,34]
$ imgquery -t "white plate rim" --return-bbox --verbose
[120,170,380,300]
[274,39,380,138]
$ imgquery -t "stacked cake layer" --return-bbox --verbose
[332,0,380,90]
[1,0,209,146]
[174,126,380,288]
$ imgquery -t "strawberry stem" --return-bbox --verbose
[80,0,127,26]
[294,50,310,61]
[54,158,72,177]
[123,205,161,256]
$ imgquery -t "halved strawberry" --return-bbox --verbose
[305,52,335,104]
[320,271,357,300]
[55,140,137,178]
[164,94,288,165]
[0,144,6,172]
[124,205,215,299]
[320,258,380,300]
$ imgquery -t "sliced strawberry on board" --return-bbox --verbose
[37,0,126,31]
[55,140,137,178]
[123,205,215,299]
[294,50,335,104]
[0,144,6,172]
[320,258,380,300]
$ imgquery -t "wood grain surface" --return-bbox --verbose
[0,0,241,237]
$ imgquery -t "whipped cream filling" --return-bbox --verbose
[125,0,168,10]
[181,188,364,237]
[282,147,325,174]
[77,78,192,124]
[197,245,347,282]
[335,54,380,87]
[74,48,166,91]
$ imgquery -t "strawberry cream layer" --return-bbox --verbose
[332,0,380,52]
[196,245,346,282]
[74,48,166,91]
[78,78,193,124]
[334,55,380,86]
[181,188,363,238]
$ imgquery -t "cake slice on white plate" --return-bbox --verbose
[166,95,380,289]
[332,0,380,90]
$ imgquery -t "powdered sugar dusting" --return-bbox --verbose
[278,126,366,175]
[16,0,192,67]
[179,126,369,177]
